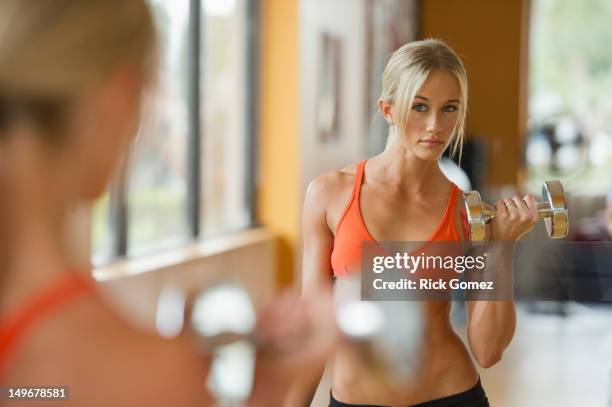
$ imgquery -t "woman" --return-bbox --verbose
[301,39,540,406]
[0,1,332,405]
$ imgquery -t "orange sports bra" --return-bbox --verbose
[330,160,467,277]
[0,272,94,380]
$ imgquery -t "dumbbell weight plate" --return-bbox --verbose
[337,301,423,388]
[191,285,257,403]
[463,190,486,241]
[542,180,569,238]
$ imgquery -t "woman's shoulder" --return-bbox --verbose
[305,162,362,204]
[7,290,210,405]
[303,162,363,225]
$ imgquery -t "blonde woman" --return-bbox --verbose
[0,1,332,405]
[302,39,539,406]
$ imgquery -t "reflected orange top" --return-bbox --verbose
[0,272,94,380]
[331,160,467,277]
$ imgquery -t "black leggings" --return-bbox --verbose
[329,378,490,407]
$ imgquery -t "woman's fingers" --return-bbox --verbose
[495,199,508,218]
[490,194,540,241]
[523,194,539,222]
[511,195,528,211]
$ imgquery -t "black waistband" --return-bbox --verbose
[329,378,490,407]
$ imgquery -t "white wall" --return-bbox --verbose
[299,0,369,193]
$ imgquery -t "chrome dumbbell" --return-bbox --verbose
[190,285,258,405]
[336,301,423,388]
[157,284,424,401]
[156,284,259,406]
[158,283,319,406]
[462,180,569,241]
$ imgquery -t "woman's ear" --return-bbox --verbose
[378,99,394,125]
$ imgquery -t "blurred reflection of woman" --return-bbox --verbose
[301,39,539,406]
[0,1,332,405]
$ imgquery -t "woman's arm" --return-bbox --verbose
[286,175,337,406]
[465,242,516,368]
[465,195,538,368]
[466,298,516,368]
[301,175,335,297]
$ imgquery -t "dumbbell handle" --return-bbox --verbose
[482,202,552,222]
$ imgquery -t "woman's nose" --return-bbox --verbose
[425,112,442,133]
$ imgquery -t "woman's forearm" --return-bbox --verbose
[466,243,516,368]
[466,299,516,368]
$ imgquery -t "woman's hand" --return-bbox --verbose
[488,194,539,241]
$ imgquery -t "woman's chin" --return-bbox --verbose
[78,174,111,202]
[415,150,444,162]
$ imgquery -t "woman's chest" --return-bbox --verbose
[360,189,451,242]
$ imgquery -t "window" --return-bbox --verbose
[200,0,254,235]
[91,0,258,265]
[527,0,612,193]
[128,0,191,256]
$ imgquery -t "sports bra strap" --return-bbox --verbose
[439,183,459,224]
[448,183,459,209]
[0,272,94,379]
[350,160,366,202]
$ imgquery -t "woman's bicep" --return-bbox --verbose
[301,178,335,296]
[302,224,333,296]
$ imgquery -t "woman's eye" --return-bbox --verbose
[444,105,458,113]
[412,104,427,112]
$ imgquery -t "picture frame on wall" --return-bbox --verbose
[316,32,342,143]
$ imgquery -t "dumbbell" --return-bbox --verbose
[157,283,425,402]
[336,300,423,388]
[190,284,258,405]
[159,283,324,405]
[462,180,569,241]
[156,284,259,404]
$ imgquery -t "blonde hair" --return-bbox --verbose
[380,39,468,161]
[0,0,157,138]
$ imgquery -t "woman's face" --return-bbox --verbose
[391,69,462,161]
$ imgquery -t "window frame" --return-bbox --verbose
[99,0,259,264]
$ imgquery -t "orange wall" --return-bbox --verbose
[257,0,300,286]
[420,0,529,186]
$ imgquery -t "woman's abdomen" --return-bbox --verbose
[331,303,478,406]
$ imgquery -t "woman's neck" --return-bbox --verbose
[0,127,85,313]
[0,189,72,313]
[370,145,447,197]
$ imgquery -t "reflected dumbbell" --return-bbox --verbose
[156,284,259,405]
[462,180,569,241]
[336,300,423,388]
[157,284,425,402]
[157,283,315,406]
[190,285,258,405]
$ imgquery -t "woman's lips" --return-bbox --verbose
[418,139,444,147]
